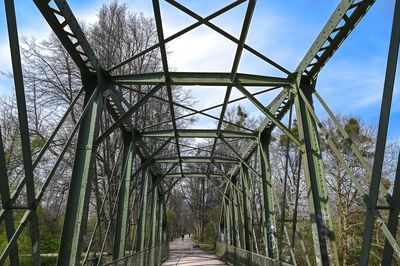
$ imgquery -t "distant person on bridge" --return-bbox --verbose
[181,233,184,241]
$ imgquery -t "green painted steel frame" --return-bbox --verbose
[294,76,338,266]
[113,133,136,260]
[0,128,19,265]
[2,0,397,265]
[57,73,104,266]
[111,72,290,87]
[4,0,40,264]
[240,165,253,252]
[360,1,400,264]
[259,136,277,259]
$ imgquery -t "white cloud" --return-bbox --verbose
[167,27,236,72]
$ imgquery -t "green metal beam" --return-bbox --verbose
[240,165,253,252]
[0,128,19,265]
[160,176,182,199]
[269,186,300,265]
[96,83,164,145]
[107,0,246,72]
[5,1,40,263]
[126,81,257,133]
[296,0,375,78]
[220,137,271,186]
[136,167,150,263]
[212,163,245,197]
[1,0,390,264]
[165,0,290,75]
[111,72,290,87]
[0,87,84,219]
[129,138,174,186]
[157,190,165,261]
[235,82,301,147]
[164,172,224,178]
[230,177,241,248]
[153,156,237,164]
[152,0,185,180]
[225,89,292,180]
[172,140,236,159]
[149,175,159,266]
[259,136,277,259]
[294,76,338,265]
[140,86,278,133]
[360,1,400,263]
[297,85,400,262]
[164,173,223,179]
[141,129,257,139]
[33,0,100,73]
[82,142,124,264]
[0,211,34,265]
[224,194,232,245]
[382,151,400,264]
[0,85,95,264]
[113,133,136,260]
[101,87,171,184]
[56,73,103,266]
[206,0,256,183]
[207,177,234,205]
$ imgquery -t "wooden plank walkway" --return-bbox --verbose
[162,235,226,266]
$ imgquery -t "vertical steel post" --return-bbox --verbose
[149,175,159,266]
[0,127,19,265]
[137,166,150,265]
[227,195,234,246]
[236,184,246,248]
[240,165,253,252]
[57,72,103,266]
[230,177,241,248]
[161,196,168,260]
[157,191,164,262]
[224,196,231,244]
[4,0,41,264]
[259,135,277,258]
[113,132,136,259]
[294,76,338,265]
[360,1,400,264]
[382,152,400,264]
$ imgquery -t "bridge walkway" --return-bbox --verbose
[162,235,226,266]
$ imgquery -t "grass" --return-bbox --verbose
[198,242,215,253]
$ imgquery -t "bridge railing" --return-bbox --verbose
[100,242,169,266]
[216,241,293,266]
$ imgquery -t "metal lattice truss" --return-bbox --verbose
[1,0,399,265]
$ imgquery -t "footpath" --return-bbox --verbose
[161,235,226,266]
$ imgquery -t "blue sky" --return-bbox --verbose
[0,0,398,139]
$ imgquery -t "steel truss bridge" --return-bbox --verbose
[0,0,399,265]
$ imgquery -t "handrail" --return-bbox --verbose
[215,241,293,266]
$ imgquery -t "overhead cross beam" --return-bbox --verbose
[154,156,238,164]
[141,129,257,139]
[164,173,224,179]
[111,72,290,87]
